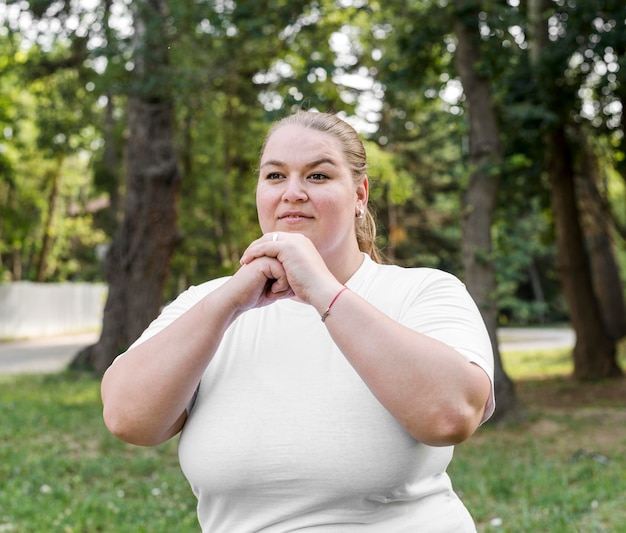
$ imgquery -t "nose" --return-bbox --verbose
[282,176,308,202]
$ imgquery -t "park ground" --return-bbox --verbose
[1,328,624,531]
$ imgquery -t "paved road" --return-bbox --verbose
[497,327,575,352]
[0,332,100,374]
[0,327,576,375]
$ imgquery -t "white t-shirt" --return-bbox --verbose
[132,254,495,532]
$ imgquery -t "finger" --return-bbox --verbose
[240,233,282,265]
[265,260,291,293]
[269,276,291,294]
[267,283,294,300]
[264,259,294,300]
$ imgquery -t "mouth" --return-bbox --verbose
[278,212,313,221]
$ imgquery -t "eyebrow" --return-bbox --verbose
[260,157,339,170]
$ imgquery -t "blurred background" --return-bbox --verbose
[1,1,624,417]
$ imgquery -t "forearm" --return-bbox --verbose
[313,285,491,446]
[101,287,240,446]
[102,256,295,446]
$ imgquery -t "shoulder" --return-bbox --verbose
[363,258,466,295]
[125,276,231,351]
[379,262,462,282]
[159,276,232,314]
[351,257,470,318]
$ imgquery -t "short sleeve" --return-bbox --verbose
[121,277,230,353]
[397,270,496,423]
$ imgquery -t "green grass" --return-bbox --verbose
[451,410,626,532]
[500,346,574,378]
[501,339,626,380]
[0,372,197,532]
[1,347,625,532]
[449,344,626,533]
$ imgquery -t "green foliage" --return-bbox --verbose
[1,0,625,325]
[365,140,414,204]
[0,27,107,282]
[494,202,567,325]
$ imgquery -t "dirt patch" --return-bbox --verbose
[527,408,626,455]
[515,375,626,409]
[485,376,626,456]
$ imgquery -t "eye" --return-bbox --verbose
[265,172,284,180]
[308,173,329,181]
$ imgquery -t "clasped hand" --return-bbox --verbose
[232,232,336,313]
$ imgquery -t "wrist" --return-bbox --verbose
[308,279,345,317]
[210,279,248,322]
[321,286,349,322]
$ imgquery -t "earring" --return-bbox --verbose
[356,207,365,219]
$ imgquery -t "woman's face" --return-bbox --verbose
[256,124,368,260]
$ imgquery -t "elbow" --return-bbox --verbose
[102,406,127,443]
[102,403,169,447]
[415,367,492,446]
[101,374,186,447]
[101,371,167,447]
[103,405,145,446]
[436,408,480,445]
[409,403,483,447]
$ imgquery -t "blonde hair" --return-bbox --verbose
[261,111,382,263]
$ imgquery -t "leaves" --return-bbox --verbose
[0,0,624,333]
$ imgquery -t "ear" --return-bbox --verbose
[356,175,369,212]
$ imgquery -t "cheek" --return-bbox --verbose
[255,187,274,228]
[318,191,352,219]
[316,197,337,218]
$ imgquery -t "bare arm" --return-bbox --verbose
[240,234,492,446]
[310,285,491,446]
[101,256,294,446]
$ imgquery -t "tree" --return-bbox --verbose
[453,0,523,420]
[5,0,621,382]
[72,0,180,373]
[364,0,523,420]
[576,133,626,341]
[529,0,622,378]
[166,0,367,294]
[0,25,105,282]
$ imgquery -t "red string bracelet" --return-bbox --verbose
[321,286,349,322]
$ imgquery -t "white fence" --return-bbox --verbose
[0,282,107,340]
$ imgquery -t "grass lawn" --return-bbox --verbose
[0,372,197,532]
[452,342,626,533]
[1,343,625,532]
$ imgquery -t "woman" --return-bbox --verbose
[101,111,495,532]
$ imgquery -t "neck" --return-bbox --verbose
[326,247,365,285]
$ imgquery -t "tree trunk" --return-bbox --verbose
[529,0,621,379]
[577,135,626,341]
[453,0,523,422]
[528,259,546,324]
[71,0,180,374]
[36,155,64,282]
[546,127,621,378]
